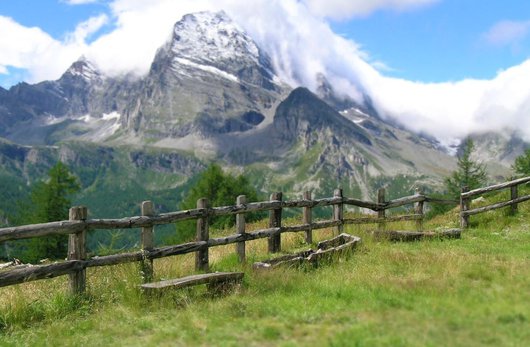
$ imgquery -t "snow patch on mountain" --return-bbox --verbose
[172,57,239,82]
[102,112,120,122]
[65,58,102,82]
[171,11,260,68]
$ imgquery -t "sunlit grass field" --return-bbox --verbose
[1,192,530,346]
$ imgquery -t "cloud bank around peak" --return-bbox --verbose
[2,0,530,146]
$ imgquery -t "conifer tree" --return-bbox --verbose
[175,164,259,241]
[512,148,530,177]
[445,138,487,198]
[12,162,80,262]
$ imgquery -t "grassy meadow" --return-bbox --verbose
[1,193,530,346]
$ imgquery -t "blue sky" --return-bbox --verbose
[1,0,530,142]
[331,0,530,82]
[0,0,109,40]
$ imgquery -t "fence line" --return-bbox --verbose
[0,188,439,294]
[460,176,530,228]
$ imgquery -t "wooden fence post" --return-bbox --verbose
[333,189,344,235]
[377,188,386,232]
[141,201,154,282]
[195,198,209,272]
[511,185,518,215]
[268,192,282,253]
[303,191,312,244]
[460,186,470,229]
[236,195,246,263]
[415,188,424,232]
[68,206,87,295]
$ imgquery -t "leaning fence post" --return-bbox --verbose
[415,188,424,232]
[460,186,470,229]
[236,195,246,263]
[377,188,386,232]
[510,185,518,215]
[303,191,312,244]
[333,189,344,235]
[268,192,282,253]
[195,198,209,272]
[68,206,88,295]
[141,201,154,282]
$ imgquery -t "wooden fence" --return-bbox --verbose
[460,176,530,228]
[0,187,445,295]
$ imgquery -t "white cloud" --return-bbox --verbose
[67,14,109,44]
[483,20,530,46]
[303,0,440,19]
[0,16,84,82]
[3,0,530,145]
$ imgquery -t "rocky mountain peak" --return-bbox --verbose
[156,10,276,88]
[63,57,102,83]
[173,11,259,61]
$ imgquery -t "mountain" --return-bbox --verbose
[119,11,288,151]
[0,56,137,145]
[1,9,522,224]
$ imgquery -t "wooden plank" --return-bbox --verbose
[68,207,87,295]
[268,192,282,253]
[460,186,470,228]
[0,260,84,287]
[0,221,85,243]
[511,186,518,215]
[384,194,425,210]
[195,198,209,272]
[344,217,381,225]
[303,191,312,244]
[461,176,530,198]
[236,195,246,263]
[141,201,154,282]
[140,272,243,290]
[333,189,344,236]
[343,215,422,225]
[377,188,386,232]
[375,229,461,242]
[415,188,424,232]
[342,198,382,211]
[87,209,208,229]
[462,194,530,216]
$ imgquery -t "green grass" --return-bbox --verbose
[1,194,530,346]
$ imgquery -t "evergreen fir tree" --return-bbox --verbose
[512,148,530,177]
[11,162,80,262]
[445,138,487,198]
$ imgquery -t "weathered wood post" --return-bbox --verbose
[236,195,246,263]
[415,188,424,232]
[333,189,344,236]
[303,191,312,244]
[510,184,518,215]
[460,186,470,229]
[68,206,88,295]
[268,192,282,253]
[141,201,154,282]
[195,198,209,272]
[377,188,386,232]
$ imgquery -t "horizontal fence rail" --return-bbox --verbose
[460,176,530,228]
[0,187,450,293]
